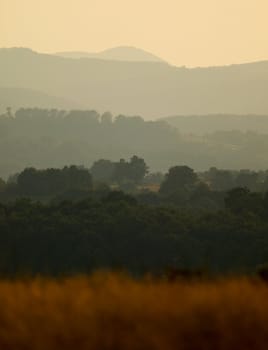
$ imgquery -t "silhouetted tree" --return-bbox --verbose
[0,178,6,192]
[143,172,164,185]
[207,168,235,191]
[113,156,148,186]
[225,187,263,215]
[159,166,198,195]
[17,166,92,196]
[6,107,13,118]
[235,171,259,191]
[90,159,115,183]
[129,156,149,184]
[101,112,113,125]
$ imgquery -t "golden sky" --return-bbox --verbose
[0,0,267,67]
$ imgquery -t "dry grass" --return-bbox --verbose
[0,273,267,349]
[139,184,160,192]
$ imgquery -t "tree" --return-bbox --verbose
[63,165,92,191]
[0,178,6,192]
[90,159,115,183]
[129,156,148,184]
[6,107,13,118]
[101,112,113,125]
[207,168,235,191]
[262,176,268,192]
[235,171,258,191]
[113,159,129,185]
[225,187,263,215]
[113,156,148,187]
[159,166,197,195]
[17,166,92,196]
[143,172,164,185]
[17,168,39,195]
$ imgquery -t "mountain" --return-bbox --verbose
[1,48,268,118]
[56,46,165,63]
[162,114,268,134]
[0,87,78,113]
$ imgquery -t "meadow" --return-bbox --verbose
[0,273,267,350]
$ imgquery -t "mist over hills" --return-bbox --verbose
[56,46,165,63]
[0,87,78,113]
[1,107,268,180]
[162,114,268,135]
[1,48,268,118]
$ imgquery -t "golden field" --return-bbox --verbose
[0,274,267,350]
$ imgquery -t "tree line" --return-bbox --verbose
[1,108,268,179]
[1,159,268,209]
[0,189,268,276]
[0,159,268,275]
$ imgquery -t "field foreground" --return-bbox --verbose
[0,274,267,349]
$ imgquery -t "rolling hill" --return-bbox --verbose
[162,114,268,134]
[56,46,165,62]
[1,48,268,118]
[0,87,78,113]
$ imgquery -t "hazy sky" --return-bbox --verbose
[1,0,267,67]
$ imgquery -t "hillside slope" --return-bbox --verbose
[162,114,268,134]
[0,87,78,113]
[56,46,164,62]
[1,48,268,118]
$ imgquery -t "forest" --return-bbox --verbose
[0,161,268,276]
[2,48,268,117]
[1,108,268,276]
[1,108,268,179]
[2,2,268,348]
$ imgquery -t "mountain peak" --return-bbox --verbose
[56,46,165,63]
[0,47,36,55]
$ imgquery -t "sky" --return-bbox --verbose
[0,0,267,67]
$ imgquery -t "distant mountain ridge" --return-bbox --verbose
[161,114,268,135]
[1,47,268,118]
[56,46,165,63]
[0,87,78,113]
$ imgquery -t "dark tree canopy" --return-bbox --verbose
[205,168,235,191]
[225,187,264,215]
[0,189,267,276]
[17,166,92,196]
[125,156,149,184]
[160,166,198,195]
[0,178,6,192]
[90,159,115,184]
[235,171,259,191]
[2,108,268,180]
[91,156,149,187]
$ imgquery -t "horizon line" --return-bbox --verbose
[1,46,268,69]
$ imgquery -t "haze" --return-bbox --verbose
[1,0,267,67]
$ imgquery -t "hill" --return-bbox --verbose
[1,108,268,179]
[56,46,165,62]
[162,114,268,134]
[0,87,78,113]
[1,48,268,118]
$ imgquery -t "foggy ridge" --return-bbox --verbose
[56,46,165,63]
[1,48,268,118]
[0,87,78,112]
